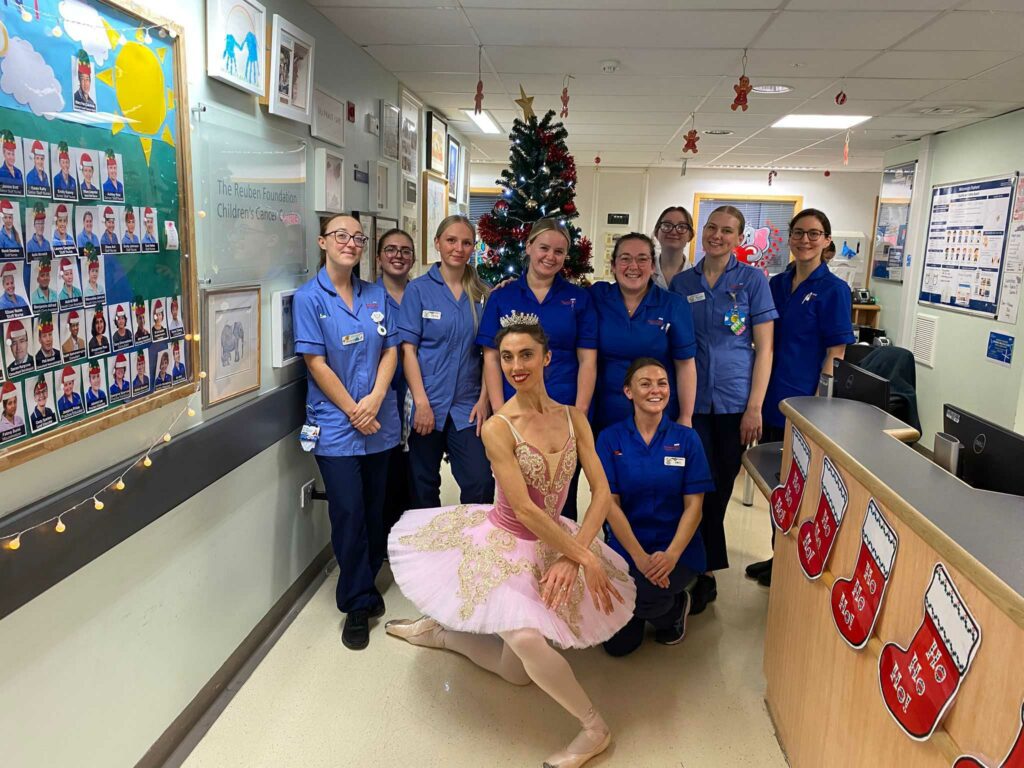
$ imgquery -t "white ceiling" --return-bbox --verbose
[309,0,1024,171]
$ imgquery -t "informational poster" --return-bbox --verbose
[996,176,1024,323]
[986,332,1014,367]
[872,162,916,283]
[919,174,1017,317]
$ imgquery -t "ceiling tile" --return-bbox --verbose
[958,0,1024,8]
[798,97,914,116]
[785,0,957,7]
[838,78,957,100]
[897,11,1024,51]
[710,77,833,100]
[465,9,774,48]
[365,45,480,74]
[755,11,940,51]
[484,47,744,77]
[701,97,807,116]
[741,49,880,78]
[853,50,1019,79]
[507,74,723,98]
[318,7,472,46]
[919,79,1024,102]
[462,0,781,7]
[393,73,504,95]
[971,54,1024,80]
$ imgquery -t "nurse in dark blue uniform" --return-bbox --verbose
[477,217,597,519]
[294,214,399,651]
[751,208,855,586]
[375,227,415,535]
[590,232,696,433]
[670,205,778,612]
[399,214,493,509]
[597,357,713,656]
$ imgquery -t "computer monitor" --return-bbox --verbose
[942,404,1024,496]
[832,359,891,412]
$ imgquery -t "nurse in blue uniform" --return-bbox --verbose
[375,227,415,535]
[293,214,399,651]
[750,208,855,587]
[590,232,696,433]
[477,217,597,520]
[400,214,493,509]
[670,205,777,612]
[597,357,713,656]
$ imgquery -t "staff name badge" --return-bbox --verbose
[422,310,442,320]
[687,292,706,303]
[371,311,384,323]
[342,332,364,345]
[664,457,686,467]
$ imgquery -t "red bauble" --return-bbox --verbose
[594,156,601,165]
[824,170,831,177]
[563,202,576,215]
[835,91,847,106]
[495,199,509,213]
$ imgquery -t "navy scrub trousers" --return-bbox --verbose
[603,560,698,657]
[407,415,493,508]
[693,411,745,572]
[316,451,390,613]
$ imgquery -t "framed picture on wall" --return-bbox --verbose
[381,101,400,162]
[447,136,460,201]
[421,171,448,264]
[270,288,299,368]
[202,285,261,407]
[267,15,315,124]
[206,0,267,97]
[311,88,345,147]
[425,111,447,176]
[403,174,417,207]
[369,161,390,212]
[375,215,398,251]
[313,147,344,214]
[691,193,803,275]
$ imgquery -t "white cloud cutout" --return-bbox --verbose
[59,0,111,66]
[0,38,65,118]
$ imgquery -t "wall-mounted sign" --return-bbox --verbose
[607,213,630,225]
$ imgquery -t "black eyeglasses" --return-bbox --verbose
[657,222,692,234]
[789,228,827,242]
[323,229,369,247]
[382,245,415,258]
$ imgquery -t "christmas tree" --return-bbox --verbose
[476,109,592,285]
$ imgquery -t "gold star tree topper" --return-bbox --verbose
[515,84,536,120]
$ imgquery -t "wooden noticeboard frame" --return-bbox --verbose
[0,0,198,472]
[690,192,803,268]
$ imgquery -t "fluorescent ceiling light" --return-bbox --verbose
[752,84,792,94]
[463,109,502,134]
[772,114,872,130]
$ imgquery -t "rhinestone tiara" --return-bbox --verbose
[499,310,541,328]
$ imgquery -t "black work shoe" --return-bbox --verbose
[688,574,714,616]
[655,591,691,645]
[342,610,370,650]
[369,599,386,620]
[757,562,773,587]
[702,573,718,604]
[745,558,773,579]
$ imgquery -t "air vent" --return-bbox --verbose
[918,106,976,116]
[913,314,938,368]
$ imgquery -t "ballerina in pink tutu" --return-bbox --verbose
[386,319,637,768]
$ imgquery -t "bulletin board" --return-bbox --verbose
[0,0,196,470]
[870,162,917,283]
[690,193,802,276]
[918,173,1017,318]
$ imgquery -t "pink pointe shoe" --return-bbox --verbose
[384,616,446,649]
[543,708,611,768]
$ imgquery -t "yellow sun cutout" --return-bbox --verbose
[95,33,175,165]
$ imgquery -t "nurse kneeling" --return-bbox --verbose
[596,358,714,656]
[294,214,399,650]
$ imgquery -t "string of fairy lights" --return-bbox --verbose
[4,1,179,42]
[2,367,207,552]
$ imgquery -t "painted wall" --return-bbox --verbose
[879,110,1024,444]
[0,1,464,765]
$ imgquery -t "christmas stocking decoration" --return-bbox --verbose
[797,456,848,580]
[771,425,811,533]
[879,563,982,741]
[830,500,899,649]
[954,701,1024,768]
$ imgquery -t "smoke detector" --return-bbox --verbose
[600,59,621,74]
[704,129,734,136]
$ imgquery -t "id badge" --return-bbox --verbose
[299,423,320,452]
[723,309,747,336]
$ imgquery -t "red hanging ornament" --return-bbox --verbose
[843,131,851,167]
[495,199,509,213]
[563,201,576,215]
[594,155,601,165]
[683,129,700,154]
[835,90,847,106]
[732,75,752,112]
[824,170,831,178]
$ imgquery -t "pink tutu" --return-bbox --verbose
[388,409,636,650]
[387,504,637,649]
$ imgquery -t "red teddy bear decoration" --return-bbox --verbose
[683,129,700,154]
[732,75,752,112]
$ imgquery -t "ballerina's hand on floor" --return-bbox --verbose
[541,556,579,611]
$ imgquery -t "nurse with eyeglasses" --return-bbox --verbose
[652,206,696,288]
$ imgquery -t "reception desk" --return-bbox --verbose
[743,397,1024,767]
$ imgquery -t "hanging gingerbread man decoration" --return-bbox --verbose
[560,87,570,118]
[683,129,700,154]
[732,75,753,111]
[474,79,484,115]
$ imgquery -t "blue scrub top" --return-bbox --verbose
[670,255,778,415]
[589,280,696,431]
[293,267,400,456]
[764,263,855,427]
[376,276,407,419]
[476,273,597,406]
[596,414,714,573]
[398,263,483,432]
